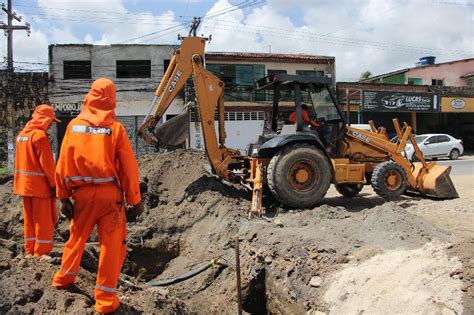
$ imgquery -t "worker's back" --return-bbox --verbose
[57,118,122,189]
[14,123,55,198]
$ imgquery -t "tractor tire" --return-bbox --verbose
[335,183,363,198]
[371,161,407,201]
[267,143,331,208]
[449,149,460,160]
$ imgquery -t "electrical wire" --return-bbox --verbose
[204,20,472,56]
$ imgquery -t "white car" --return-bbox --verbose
[404,134,464,161]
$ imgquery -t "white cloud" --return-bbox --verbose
[3,0,473,79]
[200,0,474,81]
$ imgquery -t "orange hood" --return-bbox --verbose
[24,104,60,132]
[78,78,117,126]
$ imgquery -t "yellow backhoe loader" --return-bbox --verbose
[138,34,458,215]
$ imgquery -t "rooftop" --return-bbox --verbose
[206,52,335,64]
[362,57,474,82]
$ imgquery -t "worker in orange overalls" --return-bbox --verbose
[289,104,320,128]
[51,78,143,314]
[14,104,59,261]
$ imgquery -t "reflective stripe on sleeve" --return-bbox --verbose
[95,284,116,293]
[15,170,45,176]
[36,239,53,244]
[65,176,115,184]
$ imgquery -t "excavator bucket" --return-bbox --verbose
[410,162,459,199]
[153,112,189,147]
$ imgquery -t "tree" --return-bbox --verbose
[360,70,372,80]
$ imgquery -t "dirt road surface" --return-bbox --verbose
[0,150,472,314]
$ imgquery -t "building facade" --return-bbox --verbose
[49,44,335,156]
[49,44,178,158]
[337,57,474,148]
[363,57,474,87]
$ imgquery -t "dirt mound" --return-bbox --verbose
[324,240,463,314]
[0,150,472,314]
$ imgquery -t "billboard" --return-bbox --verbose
[441,97,474,112]
[361,90,439,112]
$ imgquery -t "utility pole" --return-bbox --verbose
[1,0,31,71]
[0,0,30,173]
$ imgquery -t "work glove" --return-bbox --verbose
[126,201,144,222]
[60,198,74,220]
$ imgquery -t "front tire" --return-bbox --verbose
[449,149,460,160]
[371,161,407,201]
[267,143,331,208]
[335,183,363,198]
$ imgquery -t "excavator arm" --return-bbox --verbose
[138,36,241,180]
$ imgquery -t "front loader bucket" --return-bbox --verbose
[154,112,189,147]
[410,162,459,199]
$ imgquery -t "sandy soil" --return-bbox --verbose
[0,150,472,314]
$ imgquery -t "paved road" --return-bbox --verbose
[436,157,474,177]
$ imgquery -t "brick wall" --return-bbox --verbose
[0,71,49,164]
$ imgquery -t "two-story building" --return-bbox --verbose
[49,43,335,156]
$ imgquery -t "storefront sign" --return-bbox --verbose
[441,97,474,112]
[361,90,438,112]
[52,102,82,116]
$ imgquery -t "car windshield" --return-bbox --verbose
[415,136,428,143]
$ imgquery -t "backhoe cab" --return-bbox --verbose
[138,34,458,216]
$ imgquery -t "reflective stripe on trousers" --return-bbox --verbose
[15,169,45,176]
[25,237,36,241]
[61,265,78,276]
[95,284,116,293]
[36,239,53,244]
[65,176,115,184]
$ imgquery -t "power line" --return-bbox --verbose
[205,19,472,56]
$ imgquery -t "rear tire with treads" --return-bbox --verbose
[371,161,407,201]
[267,143,331,208]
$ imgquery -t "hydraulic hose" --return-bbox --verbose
[145,259,225,287]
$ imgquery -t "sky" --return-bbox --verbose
[0,0,473,81]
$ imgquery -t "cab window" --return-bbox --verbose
[308,87,340,121]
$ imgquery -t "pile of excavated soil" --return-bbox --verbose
[0,149,472,314]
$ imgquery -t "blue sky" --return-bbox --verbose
[1,0,473,80]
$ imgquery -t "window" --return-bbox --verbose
[425,136,437,144]
[467,78,474,87]
[432,79,444,86]
[309,87,339,121]
[415,135,428,144]
[207,64,265,87]
[296,70,324,77]
[63,60,91,79]
[436,135,450,143]
[268,69,287,75]
[407,78,422,85]
[116,60,151,78]
[163,59,171,74]
[206,63,265,101]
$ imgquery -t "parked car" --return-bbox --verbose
[404,134,464,161]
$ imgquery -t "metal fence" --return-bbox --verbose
[117,116,159,157]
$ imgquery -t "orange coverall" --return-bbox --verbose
[289,109,320,128]
[52,78,141,314]
[14,104,59,256]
